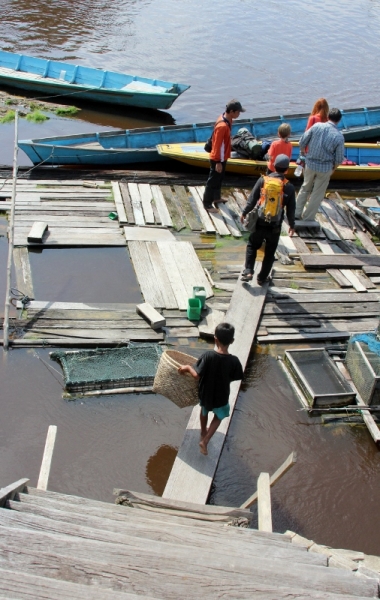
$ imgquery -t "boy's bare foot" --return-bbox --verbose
[200,429,208,441]
[199,440,208,455]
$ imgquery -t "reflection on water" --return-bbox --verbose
[146,444,177,496]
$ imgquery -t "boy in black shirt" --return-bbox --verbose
[178,322,243,455]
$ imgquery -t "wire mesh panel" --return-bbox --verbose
[51,343,163,393]
[285,348,356,408]
[346,340,380,405]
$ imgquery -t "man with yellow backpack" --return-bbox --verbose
[239,154,295,284]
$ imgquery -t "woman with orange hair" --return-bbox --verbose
[306,98,329,130]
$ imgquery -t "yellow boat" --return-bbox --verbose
[157,142,380,181]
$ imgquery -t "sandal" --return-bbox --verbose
[241,269,253,281]
[257,276,271,285]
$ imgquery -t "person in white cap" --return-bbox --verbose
[240,154,295,284]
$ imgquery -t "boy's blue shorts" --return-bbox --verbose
[201,403,230,421]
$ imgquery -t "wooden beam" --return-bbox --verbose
[37,425,57,491]
[136,303,165,330]
[241,452,297,509]
[27,221,48,243]
[300,254,380,268]
[0,478,29,508]
[257,473,272,532]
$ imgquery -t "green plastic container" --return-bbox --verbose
[187,297,202,321]
[108,212,118,220]
[193,286,206,308]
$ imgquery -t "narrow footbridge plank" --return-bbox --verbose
[163,277,268,504]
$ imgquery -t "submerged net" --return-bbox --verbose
[345,332,380,405]
[51,343,163,392]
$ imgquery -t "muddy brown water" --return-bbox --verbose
[2,0,380,556]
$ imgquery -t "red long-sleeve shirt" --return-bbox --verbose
[210,114,231,162]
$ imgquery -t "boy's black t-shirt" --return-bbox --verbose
[194,350,244,410]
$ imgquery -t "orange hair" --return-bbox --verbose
[310,98,329,122]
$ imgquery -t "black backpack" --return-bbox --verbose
[231,128,265,160]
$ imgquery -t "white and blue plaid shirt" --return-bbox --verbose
[299,121,345,172]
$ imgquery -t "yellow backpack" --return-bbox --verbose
[258,176,287,224]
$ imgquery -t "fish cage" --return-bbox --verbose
[284,348,356,408]
[50,343,163,393]
[345,338,380,406]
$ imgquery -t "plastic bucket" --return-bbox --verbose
[187,297,202,321]
[193,286,206,308]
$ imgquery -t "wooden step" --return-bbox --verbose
[17,492,293,546]
[0,524,377,598]
[5,502,323,567]
[0,567,154,599]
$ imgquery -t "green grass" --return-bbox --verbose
[290,281,299,289]
[0,110,16,124]
[26,110,49,123]
[4,98,13,106]
[54,105,79,117]
[354,237,363,248]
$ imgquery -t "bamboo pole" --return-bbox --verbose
[3,110,19,351]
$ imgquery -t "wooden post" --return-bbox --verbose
[240,451,297,509]
[3,109,19,351]
[37,425,57,491]
[257,472,272,532]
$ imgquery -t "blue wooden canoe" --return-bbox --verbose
[0,50,189,110]
[18,106,380,166]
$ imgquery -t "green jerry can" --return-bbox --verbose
[187,297,202,321]
[193,286,206,309]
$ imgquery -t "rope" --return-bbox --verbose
[10,287,31,308]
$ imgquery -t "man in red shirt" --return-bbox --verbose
[203,99,245,213]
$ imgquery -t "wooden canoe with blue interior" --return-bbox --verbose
[156,141,380,181]
[0,50,189,110]
[18,105,380,167]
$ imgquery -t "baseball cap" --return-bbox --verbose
[226,99,246,113]
[274,154,290,169]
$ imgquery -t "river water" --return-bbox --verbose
[1,0,380,555]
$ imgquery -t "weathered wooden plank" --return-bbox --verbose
[128,241,165,308]
[37,426,57,491]
[218,203,242,237]
[151,185,172,227]
[208,210,231,236]
[199,309,225,338]
[300,254,380,268]
[22,328,163,341]
[123,226,175,242]
[13,247,34,299]
[241,452,297,509]
[188,186,216,233]
[138,184,155,224]
[156,242,189,310]
[22,319,151,329]
[27,221,48,243]
[145,241,178,310]
[127,183,145,226]
[136,303,165,330]
[257,473,273,532]
[119,182,135,225]
[321,201,355,240]
[0,478,29,508]
[317,240,335,255]
[273,292,380,303]
[112,181,128,224]
[363,265,380,276]
[173,185,203,231]
[326,269,353,288]
[257,331,350,343]
[352,270,377,289]
[18,301,138,311]
[164,327,199,337]
[315,211,340,241]
[160,185,186,231]
[339,270,367,292]
[171,241,213,299]
[355,230,380,255]
[163,276,269,504]
[290,236,311,254]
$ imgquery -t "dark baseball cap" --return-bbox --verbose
[274,154,290,169]
[226,99,246,113]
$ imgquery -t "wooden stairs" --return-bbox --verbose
[0,479,379,599]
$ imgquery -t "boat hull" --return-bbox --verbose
[156,142,380,181]
[18,105,380,166]
[0,50,189,110]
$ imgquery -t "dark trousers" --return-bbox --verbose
[245,223,281,280]
[203,160,226,208]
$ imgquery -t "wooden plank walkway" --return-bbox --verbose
[163,275,269,504]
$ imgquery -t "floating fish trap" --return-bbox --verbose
[345,333,380,405]
[284,348,356,408]
[50,343,163,393]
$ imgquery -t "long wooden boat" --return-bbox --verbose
[156,142,380,181]
[18,105,380,167]
[0,50,189,110]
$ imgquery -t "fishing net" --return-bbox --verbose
[51,343,163,393]
[345,331,380,405]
